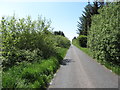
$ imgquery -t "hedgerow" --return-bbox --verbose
[0,15,70,70]
[77,35,87,47]
[87,3,120,65]
[54,35,71,48]
[1,15,70,88]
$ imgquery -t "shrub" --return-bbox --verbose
[0,16,56,68]
[87,3,120,65]
[2,49,42,70]
[77,35,87,47]
[2,47,68,88]
[54,35,71,48]
[1,15,70,88]
[1,15,71,69]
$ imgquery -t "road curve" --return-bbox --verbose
[48,45,118,88]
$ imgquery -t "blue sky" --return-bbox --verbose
[0,1,88,41]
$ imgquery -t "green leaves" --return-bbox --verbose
[1,15,57,68]
[54,35,71,48]
[1,13,70,88]
[88,3,120,65]
[77,2,103,36]
[77,35,87,47]
[1,14,70,76]
[2,49,67,88]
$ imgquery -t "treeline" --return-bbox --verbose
[1,15,70,88]
[73,2,120,74]
[77,1,104,36]
[74,1,105,48]
[54,31,65,37]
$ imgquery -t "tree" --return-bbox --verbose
[54,31,65,37]
[77,1,105,36]
[77,3,92,35]
[73,37,76,39]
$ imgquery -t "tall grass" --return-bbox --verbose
[2,47,68,88]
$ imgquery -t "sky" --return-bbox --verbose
[0,1,88,41]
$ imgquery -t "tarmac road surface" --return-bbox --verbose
[48,45,118,88]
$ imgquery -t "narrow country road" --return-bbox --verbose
[48,45,118,88]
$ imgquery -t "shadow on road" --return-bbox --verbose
[61,59,75,65]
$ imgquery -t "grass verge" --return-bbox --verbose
[72,39,120,75]
[72,40,92,56]
[2,47,68,88]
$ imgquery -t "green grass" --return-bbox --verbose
[72,40,92,56]
[56,47,68,58]
[2,57,58,88]
[72,39,120,75]
[2,47,69,88]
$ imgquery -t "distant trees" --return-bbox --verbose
[54,31,65,37]
[53,31,70,48]
[76,1,105,48]
[73,37,76,40]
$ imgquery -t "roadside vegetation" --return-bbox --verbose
[72,39,91,57]
[1,15,70,88]
[73,2,120,75]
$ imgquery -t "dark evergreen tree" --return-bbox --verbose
[77,1,105,36]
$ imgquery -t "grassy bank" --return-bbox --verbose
[72,39,120,75]
[2,47,68,88]
[72,40,92,56]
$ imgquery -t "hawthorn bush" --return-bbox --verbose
[1,15,70,88]
[54,35,71,48]
[0,15,70,70]
[1,16,54,69]
[87,3,120,65]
